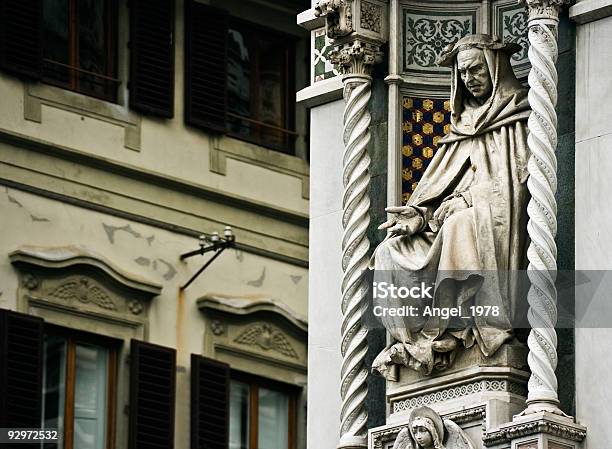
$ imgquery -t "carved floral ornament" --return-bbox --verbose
[520,0,569,21]
[329,39,384,76]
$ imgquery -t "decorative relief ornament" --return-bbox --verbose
[521,0,568,21]
[128,299,144,315]
[49,277,116,311]
[315,0,354,39]
[329,39,383,76]
[360,1,382,33]
[234,323,298,359]
[22,273,39,290]
[210,320,225,336]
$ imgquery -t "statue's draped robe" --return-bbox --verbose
[372,48,530,375]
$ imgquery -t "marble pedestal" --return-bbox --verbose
[369,342,530,449]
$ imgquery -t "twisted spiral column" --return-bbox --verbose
[338,75,372,449]
[522,0,568,415]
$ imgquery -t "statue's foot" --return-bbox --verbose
[431,334,458,352]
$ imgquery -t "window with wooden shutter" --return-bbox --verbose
[0,0,43,79]
[40,0,119,102]
[184,0,229,133]
[129,340,176,449]
[129,0,175,117]
[0,309,44,435]
[191,355,230,449]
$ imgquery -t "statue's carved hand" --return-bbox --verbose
[378,206,423,236]
[433,196,469,228]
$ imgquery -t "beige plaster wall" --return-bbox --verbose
[0,0,310,216]
[0,185,308,449]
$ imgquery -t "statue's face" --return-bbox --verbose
[412,425,434,448]
[457,48,493,101]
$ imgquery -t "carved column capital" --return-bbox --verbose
[520,0,569,22]
[315,0,388,77]
[329,39,384,78]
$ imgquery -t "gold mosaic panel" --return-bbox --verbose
[401,96,451,203]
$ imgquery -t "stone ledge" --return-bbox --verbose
[297,8,325,30]
[570,0,612,23]
[296,77,344,108]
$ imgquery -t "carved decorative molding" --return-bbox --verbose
[234,323,298,359]
[444,405,487,425]
[392,379,527,413]
[197,294,307,333]
[10,246,157,338]
[483,418,587,445]
[361,1,382,33]
[10,245,162,296]
[315,0,354,39]
[48,277,117,311]
[330,39,384,76]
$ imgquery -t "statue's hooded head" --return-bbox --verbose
[436,34,526,130]
[408,407,445,449]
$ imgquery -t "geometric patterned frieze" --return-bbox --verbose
[401,96,451,203]
[392,379,527,413]
[313,27,340,82]
[403,9,476,74]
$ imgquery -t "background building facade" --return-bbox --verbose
[0,1,310,449]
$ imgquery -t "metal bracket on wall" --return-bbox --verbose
[179,227,236,290]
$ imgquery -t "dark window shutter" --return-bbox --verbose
[129,0,175,117]
[190,355,230,449]
[184,1,228,132]
[0,309,44,438]
[0,0,42,79]
[129,340,176,449]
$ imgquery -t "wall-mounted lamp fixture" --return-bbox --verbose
[180,226,236,290]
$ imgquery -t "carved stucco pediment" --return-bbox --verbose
[198,294,308,375]
[10,245,161,323]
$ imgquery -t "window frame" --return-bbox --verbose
[230,370,298,449]
[41,0,119,103]
[225,17,298,155]
[42,324,120,449]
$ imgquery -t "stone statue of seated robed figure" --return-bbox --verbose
[370,34,530,377]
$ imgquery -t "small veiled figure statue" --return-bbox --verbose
[391,406,475,449]
[371,34,530,377]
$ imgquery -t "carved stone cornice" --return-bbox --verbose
[10,245,162,296]
[329,39,384,77]
[483,414,587,446]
